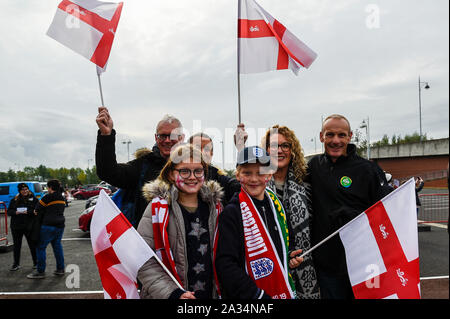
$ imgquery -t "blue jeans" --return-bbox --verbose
[36,225,65,273]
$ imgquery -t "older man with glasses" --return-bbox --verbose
[95,107,185,226]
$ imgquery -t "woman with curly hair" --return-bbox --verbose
[261,125,320,299]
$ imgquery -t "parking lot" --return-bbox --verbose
[0,197,448,298]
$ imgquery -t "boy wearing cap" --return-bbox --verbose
[214,146,303,299]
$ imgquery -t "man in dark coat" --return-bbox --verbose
[96,107,185,226]
[306,114,390,299]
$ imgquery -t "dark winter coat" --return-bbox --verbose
[7,193,39,231]
[306,143,390,275]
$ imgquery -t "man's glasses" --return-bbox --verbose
[156,133,182,142]
[174,168,205,179]
[269,142,292,152]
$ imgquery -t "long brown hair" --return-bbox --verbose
[261,125,307,183]
[158,144,208,185]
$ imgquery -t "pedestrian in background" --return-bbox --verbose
[7,183,39,271]
[415,176,425,215]
[27,179,66,279]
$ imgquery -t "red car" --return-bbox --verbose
[79,206,95,232]
[73,186,111,199]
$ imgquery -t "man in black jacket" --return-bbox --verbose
[307,114,389,299]
[96,107,185,226]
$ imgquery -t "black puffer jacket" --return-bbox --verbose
[7,193,38,231]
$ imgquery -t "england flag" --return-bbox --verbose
[238,0,317,75]
[339,179,421,299]
[91,190,155,299]
[47,0,123,68]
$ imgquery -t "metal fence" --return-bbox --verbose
[418,193,449,224]
[0,202,8,247]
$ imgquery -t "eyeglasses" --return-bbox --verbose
[174,168,205,179]
[269,142,292,152]
[156,133,182,142]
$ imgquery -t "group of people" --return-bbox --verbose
[7,180,66,279]
[95,107,390,299]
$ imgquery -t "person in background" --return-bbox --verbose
[7,183,39,271]
[27,179,66,279]
[415,176,424,215]
[189,132,241,205]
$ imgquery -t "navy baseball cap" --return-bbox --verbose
[236,146,271,167]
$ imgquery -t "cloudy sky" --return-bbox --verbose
[0,0,448,172]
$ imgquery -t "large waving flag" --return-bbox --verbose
[238,0,317,75]
[47,0,123,68]
[91,190,154,299]
[339,179,420,299]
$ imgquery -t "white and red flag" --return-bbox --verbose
[90,190,154,299]
[47,0,123,69]
[339,179,420,299]
[238,0,317,75]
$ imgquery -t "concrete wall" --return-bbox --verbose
[363,138,449,159]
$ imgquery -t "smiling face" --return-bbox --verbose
[170,160,205,195]
[155,122,184,159]
[236,163,271,200]
[320,117,353,162]
[268,133,292,171]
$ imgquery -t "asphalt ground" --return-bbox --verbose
[0,198,448,299]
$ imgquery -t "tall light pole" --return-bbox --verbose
[220,140,225,170]
[310,137,317,153]
[122,140,132,161]
[418,76,430,141]
[87,159,93,170]
[360,117,370,160]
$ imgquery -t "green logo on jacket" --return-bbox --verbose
[340,176,352,188]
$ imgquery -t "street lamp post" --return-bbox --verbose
[122,140,132,161]
[360,117,370,160]
[418,76,430,141]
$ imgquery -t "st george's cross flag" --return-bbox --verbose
[47,0,123,69]
[339,179,420,299]
[90,190,155,299]
[238,0,317,75]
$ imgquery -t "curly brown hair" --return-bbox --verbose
[261,125,307,183]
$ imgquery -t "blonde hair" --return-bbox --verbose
[158,144,208,185]
[261,125,307,183]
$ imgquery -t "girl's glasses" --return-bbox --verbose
[174,168,205,179]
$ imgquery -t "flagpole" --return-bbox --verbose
[97,72,105,107]
[152,254,184,291]
[237,0,242,124]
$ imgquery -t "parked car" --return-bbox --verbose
[78,191,115,232]
[73,186,111,200]
[70,184,97,196]
[0,181,45,207]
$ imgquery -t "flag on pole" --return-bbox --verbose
[238,0,317,75]
[339,179,420,299]
[90,190,155,299]
[47,0,123,69]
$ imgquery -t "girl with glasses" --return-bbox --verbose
[137,144,223,299]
